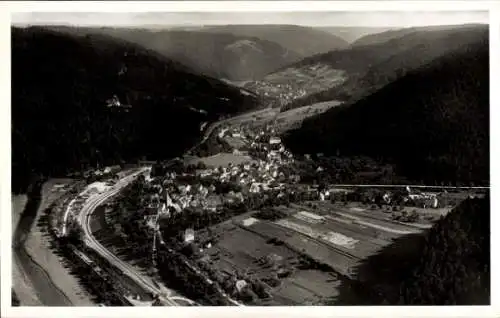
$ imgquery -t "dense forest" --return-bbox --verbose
[281,25,488,110]
[283,41,489,185]
[336,196,490,305]
[12,27,260,193]
[47,26,303,81]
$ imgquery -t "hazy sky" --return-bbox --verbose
[12,11,488,28]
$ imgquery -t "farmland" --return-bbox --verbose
[239,101,342,133]
[189,196,458,305]
[187,153,257,168]
[242,63,347,107]
[194,215,340,305]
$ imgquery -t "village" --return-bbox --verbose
[137,119,460,225]
[46,114,484,307]
[90,118,479,305]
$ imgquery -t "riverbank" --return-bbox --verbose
[12,194,41,306]
[12,179,94,306]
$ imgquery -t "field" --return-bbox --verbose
[274,101,342,131]
[194,196,453,305]
[243,63,347,104]
[188,152,256,168]
[232,101,342,133]
[195,214,341,305]
[264,63,347,93]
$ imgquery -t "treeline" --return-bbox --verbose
[337,196,490,305]
[290,155,407,186]
[192,134,233,158]
[401,196,490,304]
[159,188,319,239]
[284,42,489,185]
[281,25,488,111]
[156,249,230,305]
[12,27,260,193]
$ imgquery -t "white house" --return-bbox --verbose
[269,137,281,145]
[184,228,195,243]
[235,280,248,293]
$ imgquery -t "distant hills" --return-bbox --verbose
[47,25,305,81]
[279,24,488,110]
[45,24,352,81]
[201,24,350,57]
[351,24,488,47]
[283,41,489,185]
[316,26,395,43]
[12,27,260,193]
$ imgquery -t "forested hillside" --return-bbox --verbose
[280,25,487,110]
[351,24,486,47]
[201,24,350,57]
[316,26,394,43]
[283,42,489,185]
[12,27,260,193]
[338,196,490,305]
[48,26,302,80]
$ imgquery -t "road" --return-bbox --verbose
[77,169,193,306]
[72,107,268,306]
[186,107,273,155]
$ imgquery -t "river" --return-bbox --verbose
[12,180,73,306]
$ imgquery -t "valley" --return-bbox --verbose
[10,13,490,310]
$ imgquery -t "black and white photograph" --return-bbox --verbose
[3,1,497,316]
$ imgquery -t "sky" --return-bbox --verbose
[11,11,488,28]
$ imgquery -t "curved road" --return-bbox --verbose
[77,169,194,306]
[73,108,273,306]
[186,107,273,155]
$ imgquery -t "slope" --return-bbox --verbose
[201,24,350,57]
[351,23,487,47]
[316,26,395,43]
[12,27,260,193]
[48,26,303,81]
[283,41,489,186]
[280,24,488,110]
[336,195,489,305]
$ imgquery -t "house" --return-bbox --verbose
[383,193,392,204]
[159,203,169,216]
[250,183,261,193]
[235,280,248,293]
[319,190,330,201]
[218,128,229,138]
[431,196,439,208]
[184,228,195,243]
